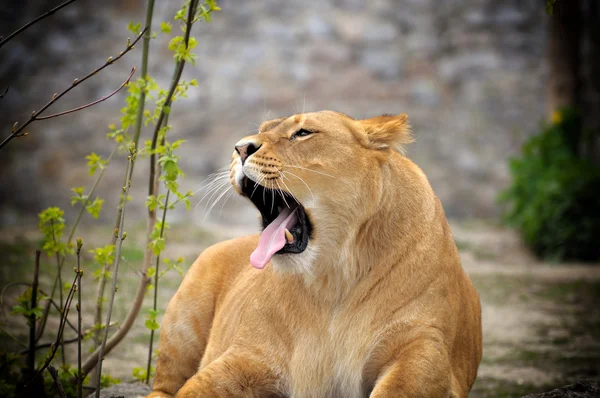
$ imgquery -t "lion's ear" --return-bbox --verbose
[359,113,413,152]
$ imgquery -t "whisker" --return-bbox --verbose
[282,171,315,202]
[286,165,335,178]
[193,178,230,211]
[276,180,290,209]
[278,173,300,205]
[270,180,275,215]
[251,175,266,199]
[302,94,306,114]
[204,185,233,220]
[191,170,230,196]
[196,179,230,212]
[196,176,230,200]
[202,183,231,215]
[219,190,235,215]
[263,179,267,207]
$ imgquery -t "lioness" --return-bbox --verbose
[147,111,482,398]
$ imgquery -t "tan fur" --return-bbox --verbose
[147,111,482,398]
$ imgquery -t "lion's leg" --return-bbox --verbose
[175,350,282,398]
[145,290,212,397]
[369,337,454,398]
[146,256,221,397]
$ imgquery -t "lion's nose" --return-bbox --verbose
[235,142,261,165]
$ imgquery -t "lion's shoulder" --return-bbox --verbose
[183,235,258,287]
[196,235,259,265]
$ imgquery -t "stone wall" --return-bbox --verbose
[0,0,547,227]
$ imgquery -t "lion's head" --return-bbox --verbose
[230,110,418,279]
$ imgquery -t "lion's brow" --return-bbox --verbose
[258,116,288,133]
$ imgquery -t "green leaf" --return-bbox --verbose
[171,140,186,149]
[71,186,85,196]
[145,318,159,331]
[127,21,141,35]
[146,195,159,211]
[38,207,70,257]
[85,197,104,219]
[85,152,107,175]
[160,22,172,33]
[150,238,165,256]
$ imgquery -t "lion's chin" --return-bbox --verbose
[271,244,319,276]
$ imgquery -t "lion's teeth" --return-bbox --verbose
[285,229,294,243]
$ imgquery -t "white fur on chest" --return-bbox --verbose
[285,316,374,398]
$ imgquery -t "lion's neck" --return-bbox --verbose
[304,157,439,301]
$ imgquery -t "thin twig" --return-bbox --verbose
[37,144,118,343]
[22,335,79,354]
[76,238,83,398]
[20,323,117,355]
[20,267,80,396]
[92,162,126,358]
[27,250,41,372]
[47,365,68,398]
[36,67,136,120]
[0,27,146,151]
[82,0,201,378]
[0,283,76,338]
[50,223,66,367]
[148,1,198,191]
[0,86,8,99]
[94,146,136,397]
[0,0,78,49]
[132,0,157,147]
[145,181,170,384]
[142,2,200,380]
[90,4,154,356]
[42,296,80,336]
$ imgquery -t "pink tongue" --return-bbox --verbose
[250,207,298,269]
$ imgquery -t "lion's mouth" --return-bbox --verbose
[241,176,312,269]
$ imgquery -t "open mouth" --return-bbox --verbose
[241,176,312,269]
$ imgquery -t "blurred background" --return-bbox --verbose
[0,0,552,222]
[0,0,599,397]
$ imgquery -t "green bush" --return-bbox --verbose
[500,109,600,262]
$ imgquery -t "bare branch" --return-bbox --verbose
[36,67,136,120]
[47,365,68,398]
[0,0,78,49]
[146,185,170,383]
[94,146,136,397]
[27,250,41,373]
[0,27,147,151]
[76,238,83,398]
[19,267,81,396]
[20,323,117,355]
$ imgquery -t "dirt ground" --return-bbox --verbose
[1,220,599,397]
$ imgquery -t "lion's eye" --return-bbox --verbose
[291,129,313,141]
